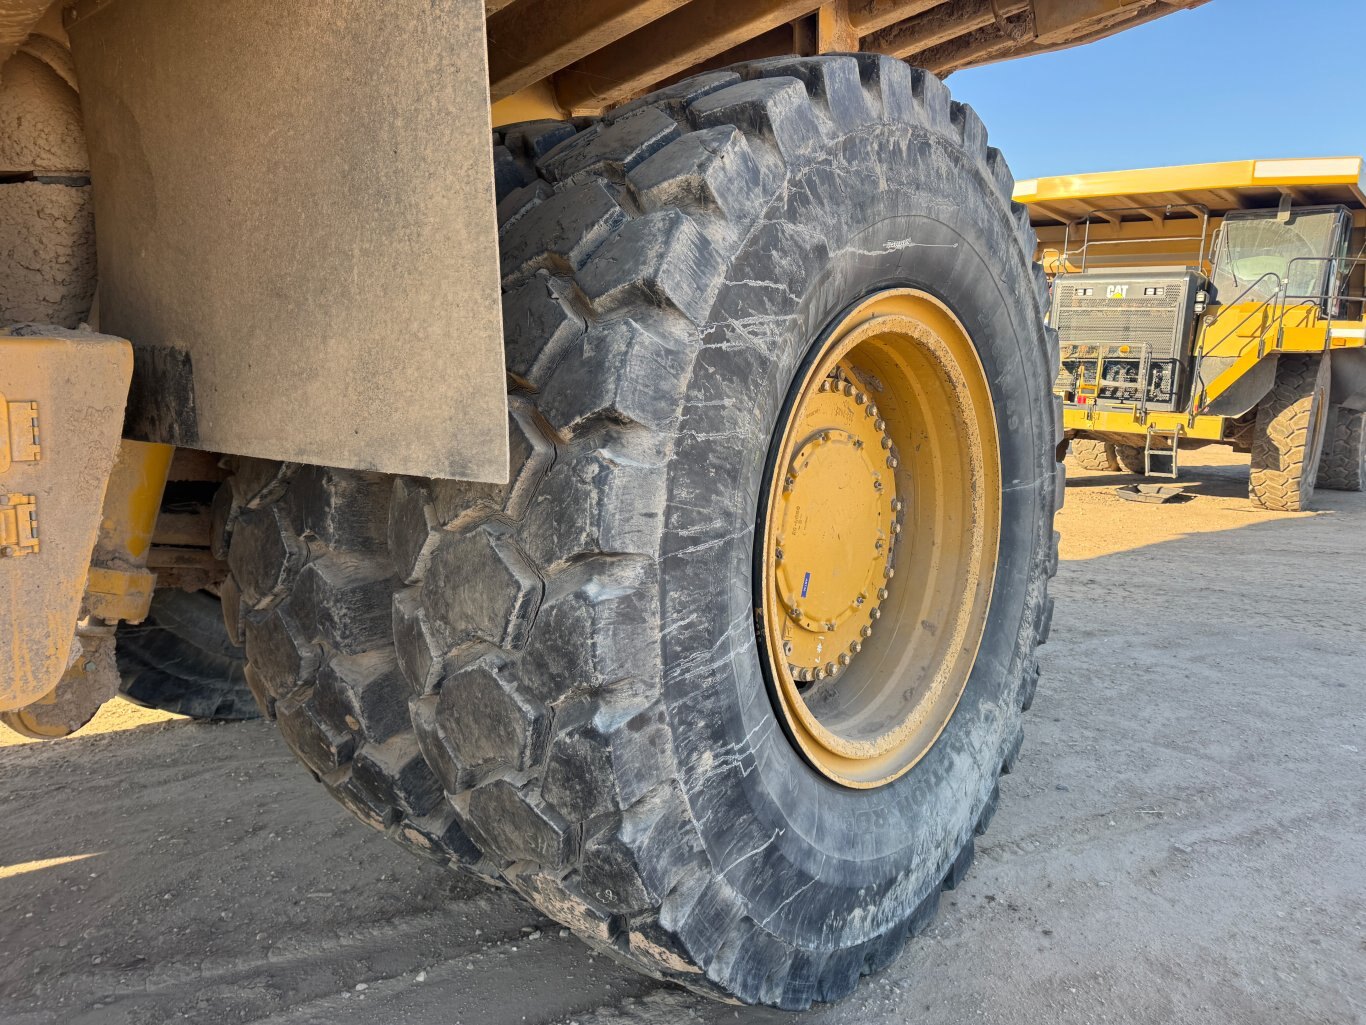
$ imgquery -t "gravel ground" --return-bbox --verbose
[1,449,1363,1025]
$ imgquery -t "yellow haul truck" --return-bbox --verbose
[0,0,1203,1008]
[1017,158,1366,510]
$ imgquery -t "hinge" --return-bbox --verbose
[0,493,40,557]
[0,394,42,474]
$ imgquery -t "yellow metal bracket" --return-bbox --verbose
[0,493,40,558]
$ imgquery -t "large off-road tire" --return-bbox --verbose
[224,57,1061,1008]
[1113,443,1146,475]
[1249,354,1330,511]
[116,589,257,720]
[1070,438,1118,471]
[1315,404,1365,492]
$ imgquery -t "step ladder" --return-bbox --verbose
[1144,424,1181,478]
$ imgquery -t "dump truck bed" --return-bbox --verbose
[486,0,1211,115]
[1015,157,1366,276]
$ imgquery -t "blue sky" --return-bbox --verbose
[949,0,1364,180]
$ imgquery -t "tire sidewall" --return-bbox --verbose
[658,122,1053,948]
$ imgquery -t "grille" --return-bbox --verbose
[1053,281,1185,353]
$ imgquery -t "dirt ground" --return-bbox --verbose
[2,449,1363,1024]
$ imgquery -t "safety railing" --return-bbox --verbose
[1190,256,1366,412]
[1056,204,1213,275]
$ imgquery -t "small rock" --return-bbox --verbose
[354,983,368,992]
[415,971,426,983]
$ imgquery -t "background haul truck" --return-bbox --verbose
[1018,158,1366,510]
[0,0,1203,1008]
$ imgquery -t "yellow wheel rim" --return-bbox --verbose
[758,289,1002,789]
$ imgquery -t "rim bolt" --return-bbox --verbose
[877,587,889,601]
[880,436,892,449]
[870,608,882,620]
[884,566,895,580]
[867,404,879,419]
[887,456,899,469]
[873,480,883,492]
[891,522,901,534]
[814,666,826,681]
[819,380,831,392]
[838,652,851,667]
[874,418,886,431]
[855,391,867,405]
[851,640,862,654]
[842,382,854,396]
[826,662,838,676]
[875,539,884,552]
[892,498,903,512]
[861,625,873,638]
[783,640,793,655]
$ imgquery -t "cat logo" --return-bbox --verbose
[1106,284,1129,299]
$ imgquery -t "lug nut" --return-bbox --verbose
[861,625,873,638]
[838,652,851,667]
[886,456,899,469]
[874,418,886,431]
[891,522,901,534]
[855,391,867,405]
[851,640,863,654]
[870,608,882,620]
[881,436,892,449]
[892,498,903,512]
[884,567,895,580]
[877,588,889,601]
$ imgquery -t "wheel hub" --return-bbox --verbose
[772,370,901,684]
[757,289,1002,789]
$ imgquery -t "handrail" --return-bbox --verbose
[1191,256,1366,412]
[1189,271,1284,412]
[1057,203,1213,276]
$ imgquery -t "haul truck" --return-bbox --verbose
[1017,158,1366,510]
[0,0,1203,1008]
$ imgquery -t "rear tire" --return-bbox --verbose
[116,590,256,721]
[1248,354,1330,511]
[1315,404,1365,492]
[226,58,1061,1008]
[1113,443,1146,475]
[1069,438,1117,471]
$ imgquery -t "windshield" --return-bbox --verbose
[1210,207,1348,305]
